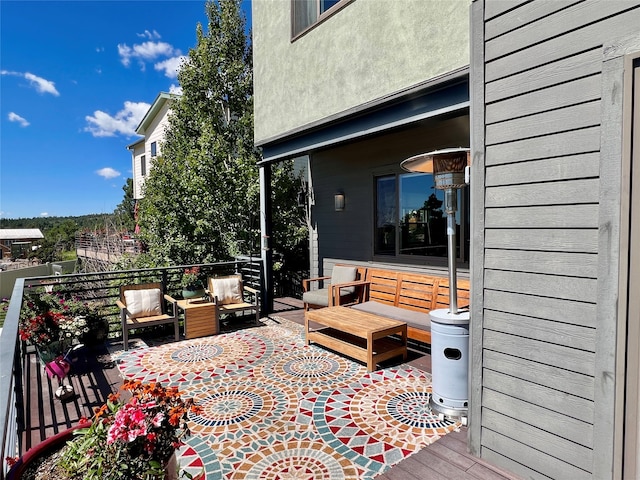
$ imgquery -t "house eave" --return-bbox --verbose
[256,66,470,165]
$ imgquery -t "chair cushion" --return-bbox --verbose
[302,288,330,307]
[124,288,162,319]
[330,265,358,294]
[351,301,431,332]
[210,275,243,305]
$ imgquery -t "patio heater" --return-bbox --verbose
[401,148,470,423]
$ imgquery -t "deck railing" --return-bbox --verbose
[0,259,263,480]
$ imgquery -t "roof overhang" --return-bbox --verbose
[135,92,179,135]
[257,66,469,165]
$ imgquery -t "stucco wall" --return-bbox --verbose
[252,0,470,144]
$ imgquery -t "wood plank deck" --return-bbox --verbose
[20,297,521,480]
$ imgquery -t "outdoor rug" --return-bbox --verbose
[110,317,460,479]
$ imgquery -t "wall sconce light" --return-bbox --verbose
[334,193,345,211]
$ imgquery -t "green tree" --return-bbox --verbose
[138,0,306,267]
[113,178,136,232]
[34,219,79,262]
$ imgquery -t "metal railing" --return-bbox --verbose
[0,259,263,479]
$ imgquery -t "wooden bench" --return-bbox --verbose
[328,267,470,345]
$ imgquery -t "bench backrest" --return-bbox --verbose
[397,273,441,313]
[363,267,469,313]
[433,278,470,311]
[365,268,400,306]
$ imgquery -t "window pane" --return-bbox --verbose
[151,142,157,157]
[399,173,454,257]
[375,176,396,255]
[141,155,146,176]
[292,0,317,36]
[320,0,341,13]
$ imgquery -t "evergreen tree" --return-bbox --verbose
[138,0,306,267]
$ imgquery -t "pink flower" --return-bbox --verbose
[152,412,165,427]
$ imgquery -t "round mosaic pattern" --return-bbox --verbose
[387,391,451,429]
[229,440,361,479]
[170,343,223,363]
[117,332,271,384]
[252,322,304,344]
[314,370,459,467]
[183,379,298,446]
[254,347,366,392]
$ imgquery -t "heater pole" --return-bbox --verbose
[445,188,458,314]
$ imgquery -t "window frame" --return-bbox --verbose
[140,155,146,177]
[150,141,157,157]
[373,172,470,266]
[291,0,354,41]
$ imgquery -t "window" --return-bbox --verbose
[140,155,146,176]
[375,173,470,263]
[150,142,157,157]
[292,0,348,38]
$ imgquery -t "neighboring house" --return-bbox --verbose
[253,0,471,309]
[127,92,178,200]
[0,229,44,259]
[470,2,640,479]
[254,0,640,479]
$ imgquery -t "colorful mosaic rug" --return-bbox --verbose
[111,317,460,479]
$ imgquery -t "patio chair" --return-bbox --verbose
[207,274,260,329]
[116,282,179,350]
[302,265,367,312]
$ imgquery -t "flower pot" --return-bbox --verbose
[35,341,64,366]
[182,283,206,301]
[6,422,90,480]
[165,452,178,480]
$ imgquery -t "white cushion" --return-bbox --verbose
[124,288,162,319]
[209,275,243,305]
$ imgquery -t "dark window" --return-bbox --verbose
[140,155,146,176]
[150,142,157,157]
[292,0,349,38]
[375,173,470,263]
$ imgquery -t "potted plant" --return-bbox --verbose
[180,267,206,301]
[6,379,202,479]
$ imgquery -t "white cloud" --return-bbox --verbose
[1,70,59,96]
[169,84,183,95]
[96,167,121,179]
[118,41,178,69]
[137,29,161,40]
[8,112,29,127]
[84,101,150,137]
[40,212,49,217]
[154,55,185,79]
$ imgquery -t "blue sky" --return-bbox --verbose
[1,0,251,219]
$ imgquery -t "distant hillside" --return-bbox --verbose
[0,214,117,232]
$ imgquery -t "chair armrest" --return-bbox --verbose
[164,294,177,316]
[244,285,258,295]
[116,299,126,310]
[302,276,331,292]
[330,280,370,306]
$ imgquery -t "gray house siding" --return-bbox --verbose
[470,1,640,479]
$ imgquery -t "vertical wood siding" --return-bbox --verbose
[472,1,640,478]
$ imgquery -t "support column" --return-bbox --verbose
[259,163,274,314]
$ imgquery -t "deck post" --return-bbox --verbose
[259,163,274,314]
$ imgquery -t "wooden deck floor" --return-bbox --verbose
[20,297,521,480]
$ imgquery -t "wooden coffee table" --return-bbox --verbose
[305,306,407,371]
[177,299,217,339]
